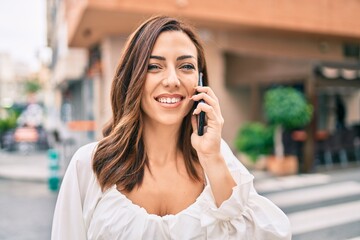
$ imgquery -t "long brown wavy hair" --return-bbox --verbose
[93,16,209,192]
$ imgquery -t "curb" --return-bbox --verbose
[0,175,48,183]
[0,167,49,183]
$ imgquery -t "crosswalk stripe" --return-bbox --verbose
[255,173,331,193]
[288,200,360,235]
[264,181,360,208]
[347,237,360,240]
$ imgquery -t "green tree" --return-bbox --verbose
[24,79,42,94]
[0,109,18,134]
[235,122,273,162]
[264,87,313,159]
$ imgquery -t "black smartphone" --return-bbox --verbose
[197,72,205,136]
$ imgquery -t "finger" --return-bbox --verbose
[193,86,221,114]
[193,102,218,121]
[192,93,221,116]
[191,93,216,107]
[195,86,219,102]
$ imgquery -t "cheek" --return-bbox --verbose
[142,77,155,97]
[182,75,197,92]
[141,80,152,107]
[183,79,197,111]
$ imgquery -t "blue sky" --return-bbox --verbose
[0,0,46,71]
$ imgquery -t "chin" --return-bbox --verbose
[156,114,187,127]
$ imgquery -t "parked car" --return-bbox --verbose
[1,126,49,152]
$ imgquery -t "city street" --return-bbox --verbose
[0,149,360,239]
[0,179,57,240]
[1,1,360,240]
[0,150,59,240]
[254,166,360,240]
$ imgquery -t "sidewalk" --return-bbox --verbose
[0,150,63,182]
[1,147,358,185]
[0,150,269,183]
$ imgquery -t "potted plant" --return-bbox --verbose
[264,87,313,175]
[235,122,273,170]
[0,108,19,149]
[24,79,42,95]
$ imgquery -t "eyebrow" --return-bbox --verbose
[149,55,195,61]
[177,55,195,61]
[150,55,165,61]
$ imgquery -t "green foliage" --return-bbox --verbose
[25,80,42,94]
[0,109,18,133]
[264,87,313,129]
[235,122,274,162]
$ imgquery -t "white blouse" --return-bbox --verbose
[52,140,291,240]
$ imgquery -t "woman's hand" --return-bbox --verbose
[191,86,236,207]
[190,86,224,167]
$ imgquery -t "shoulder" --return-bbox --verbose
[72,141,99,165]
[67,141,99,178]
[56,142,102,213]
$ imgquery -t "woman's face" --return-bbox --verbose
[141,30,198,128]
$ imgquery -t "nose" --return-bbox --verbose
[162,68,180,88]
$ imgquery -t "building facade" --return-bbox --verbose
[53,0,360,171]
[47,0,94,151]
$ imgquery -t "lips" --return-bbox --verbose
[155,94,184,104]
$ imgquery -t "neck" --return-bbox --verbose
[142,121,181,167]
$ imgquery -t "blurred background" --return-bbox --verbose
[0,0,360,239]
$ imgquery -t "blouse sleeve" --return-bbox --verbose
[51,143,98,240]
[198,139,292,240]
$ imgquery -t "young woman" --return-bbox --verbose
[52,16,291,239]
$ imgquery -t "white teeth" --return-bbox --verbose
[157,97,181,104]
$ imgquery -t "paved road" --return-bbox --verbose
[0,150,59,240]
[254,166,360,240]
[1,149,360,239]
[0,179,58,240]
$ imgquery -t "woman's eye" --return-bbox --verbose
[181,64,195,70]
[148,64,160,71]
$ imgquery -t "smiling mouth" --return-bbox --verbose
[155,97,183,104]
